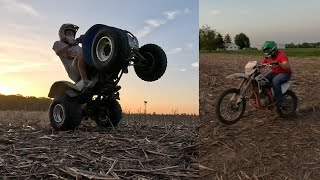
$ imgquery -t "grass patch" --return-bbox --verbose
[200,48,320,57]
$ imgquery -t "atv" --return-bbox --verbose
[48,24,167,130]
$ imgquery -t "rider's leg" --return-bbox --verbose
[264,72,277,83]
[272,73,291,107]
[72,50,95,88]
[76,50,89,82]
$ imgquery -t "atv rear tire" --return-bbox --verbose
[134,44,167,82]
[94,100,123,128]
[49,94,82,131]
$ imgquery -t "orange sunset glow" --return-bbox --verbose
[0,1,199,115]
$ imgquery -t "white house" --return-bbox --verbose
[224,43,239,50]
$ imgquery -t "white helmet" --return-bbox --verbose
[58,23,79,42]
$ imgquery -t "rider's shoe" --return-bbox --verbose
[84,80,95,88]
[76,79,95,90]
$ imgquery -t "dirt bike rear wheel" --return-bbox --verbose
[215,88,246,125]
[279,90,298,117]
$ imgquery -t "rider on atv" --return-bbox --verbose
[261,41,292,114]
[52,23,95,89]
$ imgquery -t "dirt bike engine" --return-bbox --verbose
[259,93,271,107]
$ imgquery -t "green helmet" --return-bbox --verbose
[262,41,277,59]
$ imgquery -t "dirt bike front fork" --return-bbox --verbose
[231,78,253,106]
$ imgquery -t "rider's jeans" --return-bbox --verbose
[264,72,291,107]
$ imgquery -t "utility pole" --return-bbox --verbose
[144,101,147,115]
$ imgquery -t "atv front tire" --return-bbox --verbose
[134,44,167,82]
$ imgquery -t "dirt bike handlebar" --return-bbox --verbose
[257,63,277,68]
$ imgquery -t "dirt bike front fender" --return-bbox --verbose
[226,73,249,80]
[48,81,81,98]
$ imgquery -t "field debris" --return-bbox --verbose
[200,53,320,179]
[0,115,199,179]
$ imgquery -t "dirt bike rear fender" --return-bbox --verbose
[226,73,249,80]
[271,80,294,95]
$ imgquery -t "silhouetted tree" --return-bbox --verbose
[234,33,250,49]
[224,34,232,43]
[216,33,225,49]
[0,94,52,111]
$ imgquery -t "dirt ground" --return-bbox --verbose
[0,113,199,179]
[199,53,320,179]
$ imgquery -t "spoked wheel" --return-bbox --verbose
[215,88,246,125]
[279,90,298,117]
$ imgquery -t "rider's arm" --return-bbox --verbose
[261,58,268,64]
[52,41,69,56]
[279,61,291,70]
[278,54,291,70]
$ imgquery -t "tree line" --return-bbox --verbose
[0,94,52,111]
[285,42,320,48]
[199,25,250,51]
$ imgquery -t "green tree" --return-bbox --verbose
[224,34,232,43]
[199,25,217,51]
[234,33,250,49]
[216,33,225,49]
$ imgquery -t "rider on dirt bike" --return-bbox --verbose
[52,23,95,89]
[261,41,292,115]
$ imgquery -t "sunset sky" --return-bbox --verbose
[0,0,199,114]
[200,0,320,47]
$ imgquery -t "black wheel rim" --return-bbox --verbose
[141,52,155,71]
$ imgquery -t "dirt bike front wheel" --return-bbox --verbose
[215,88,246,125]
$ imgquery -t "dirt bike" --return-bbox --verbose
[215,61,298,125]
[48,24,167,130]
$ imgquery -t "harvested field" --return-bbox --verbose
[0,112,199,179]
[200,53,320,179]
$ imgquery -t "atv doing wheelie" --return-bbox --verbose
[48,24,167,130]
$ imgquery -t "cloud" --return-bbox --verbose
[136,19,167,38]
[164,10,180,20]
[179,68,187,72]
[2,0,39,17]
[184,8,191,14]
[191,62,199,67]
[186,43,194,49]
[136,8,190,39]
[167,48,183,55]
[0,62,48,75]
[146,19,166,27]
[209,9,221,15]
